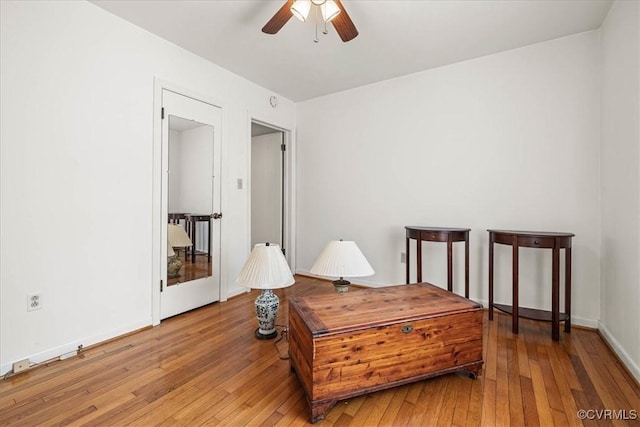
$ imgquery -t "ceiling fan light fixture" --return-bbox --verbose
[263,0,358,43]
[321,0,340,22]
[291,0,311,22]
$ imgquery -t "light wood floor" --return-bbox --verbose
[1,276,638,426]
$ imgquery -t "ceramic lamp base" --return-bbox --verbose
[333,279,351,293]
[167,255,183,279]
[254,289,280,339]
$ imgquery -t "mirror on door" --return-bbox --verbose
[167,115,214,285]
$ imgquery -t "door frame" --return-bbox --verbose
[248,119,296,271]
[152,79,226,326]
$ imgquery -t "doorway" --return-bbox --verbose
[251,122,290,259]
[159,89,222,319]
[251,123,284,250]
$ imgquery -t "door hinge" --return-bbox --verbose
[161,107,165,120]
[281,143,286,151]
[160,279,164,292]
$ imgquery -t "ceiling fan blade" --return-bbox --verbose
[262,0,295,34]
[331,0,358,42]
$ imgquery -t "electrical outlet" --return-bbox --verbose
[27,293,42,311]
[12,359,30,373]
[400,252,406,264]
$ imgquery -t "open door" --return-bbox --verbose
[251,124,284,250]
[160,90,222,319]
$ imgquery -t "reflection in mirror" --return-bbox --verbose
[167,116,214,285]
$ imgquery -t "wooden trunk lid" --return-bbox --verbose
[289,283,482,335]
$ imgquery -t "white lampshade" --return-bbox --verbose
[237,243,295,290]
[310,240,374,278]
[168,224,192,248]
[321,0,340,22]
[291,0,311,22]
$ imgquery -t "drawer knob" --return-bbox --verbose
[402,325,413,334]
[534,240,540,245]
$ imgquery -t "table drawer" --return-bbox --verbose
[418,230,467,242]
[515,236,556,248]
[492,233,555,248]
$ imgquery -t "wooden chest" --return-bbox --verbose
[288,282,483,423]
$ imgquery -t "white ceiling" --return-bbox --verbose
[92,0,613,102]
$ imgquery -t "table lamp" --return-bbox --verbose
[167,224,192,278]
[237,243,295,339]
[310,240,374,293]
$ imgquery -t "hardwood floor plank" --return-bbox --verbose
[529,359,555,426]
[480,378,496,426]
[537,343,565,413]
[507,332,525,426]
[378,382,409,426]
[126,385,204,426]
[273,392,308,427]
[410,376,447,426]
[546,339,584,427]
[435,377,458,426]
[560,333,584,392]
[234,372,301,426]
[520,376,541,426]
[402,377,425,405]
[451,373,473,427]
[342,394,366,417]
[484,312,498,381]
[391,400,416,427]
[1,276,637,427]
[49,404,97,427]
[495,315,511,426]
[350,389,394,425]
[465,373,483,427]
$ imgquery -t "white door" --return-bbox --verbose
[160,90,221,319]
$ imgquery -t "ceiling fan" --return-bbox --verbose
[262,0,359,43]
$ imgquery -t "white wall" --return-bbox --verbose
[600,0,640,382]
[177,125,214,215]
[297,31,602,328]
[251,133,283,247]
[0,0,295,374]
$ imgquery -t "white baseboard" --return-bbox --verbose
[471,298,599,329]
[1,318,152,376]
[598,321,640,384]
[226,286,251,300]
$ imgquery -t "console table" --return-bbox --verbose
[488,229,574,341]
[405,226,470,297]
[186,214,213,263]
